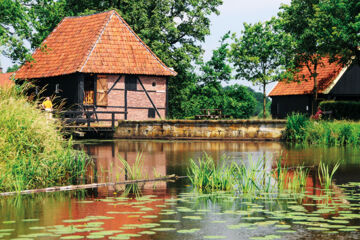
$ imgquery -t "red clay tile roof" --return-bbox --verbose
[269,58,344,96]
[16,10,176,79]
[0,72,14,88]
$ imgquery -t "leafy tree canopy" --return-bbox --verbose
[230,18,293,118]
[0,0,32,62]
[313,0,360,65]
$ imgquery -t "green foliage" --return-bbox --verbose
[284,113,360,146]
[284,113,310,142]
[313,0,360,65]
[183,35,256,119]
[0,86,88,192]
[230,18,293,118]
[247,87,271,117]
[6,64,20,73]
[0,0,32,62]
[222,85,256,119]
[320,101,360,120]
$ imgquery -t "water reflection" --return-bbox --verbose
[78,140,360,188]
[1,140,360,240]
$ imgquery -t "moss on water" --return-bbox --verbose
[0,86,88,192]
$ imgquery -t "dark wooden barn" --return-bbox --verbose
[269,59,360,119]
[15,10,176,121]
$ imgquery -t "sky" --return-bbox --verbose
[1,0,291,93]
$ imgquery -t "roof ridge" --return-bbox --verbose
[64,10,115,19]
[78,11,115,72]
[112,11,177,76]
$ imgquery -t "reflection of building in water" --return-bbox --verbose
[80,140,285,195]
[85,142,167,196]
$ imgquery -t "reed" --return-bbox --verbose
[118,152,147,196]
[187,153,235,192]
[318,161,340,189]
[0,86,88,192]
[187,153,339,195]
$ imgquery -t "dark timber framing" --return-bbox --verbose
[136,76,162,119]
[107,75,122,94]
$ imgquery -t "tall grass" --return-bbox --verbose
[187,153,339,195]
[0,86,88,192]
[284,113,360,146]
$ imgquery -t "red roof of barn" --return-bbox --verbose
[0,72,14,88]
[269,58,345,96]
[16,10,177,79]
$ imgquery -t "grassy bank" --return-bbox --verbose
[0,86,88,192]
[284,113,360,145]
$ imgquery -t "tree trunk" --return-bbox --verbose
[263,83,266,119]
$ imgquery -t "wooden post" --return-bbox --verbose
[124,89,128,120]
[112,112,115,129]
[77,74,85,111]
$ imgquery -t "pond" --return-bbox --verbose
[1,140,360,240]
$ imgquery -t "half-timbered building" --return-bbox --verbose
[15,10,176,121]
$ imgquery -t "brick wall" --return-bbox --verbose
[95,74,167,121]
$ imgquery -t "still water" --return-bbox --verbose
[1,140,360,240]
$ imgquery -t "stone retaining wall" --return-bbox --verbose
[115,120,286,141]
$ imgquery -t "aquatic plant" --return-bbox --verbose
[318,161,340,189]
[118,152,147,196]
[187,153,235,192]
[188,153,339,196]
[0,86,88,192]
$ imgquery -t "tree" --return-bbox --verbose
[313,0,360,65]
[0,0,32,63]
[279,0,326,114]
[223,85,256,119]
[230,18,292,118]
[184,33,232,117]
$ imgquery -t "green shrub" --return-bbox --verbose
[284,113,360,146]
[320,101,360,120]
[284,113,310,142]
[0,86,88,192]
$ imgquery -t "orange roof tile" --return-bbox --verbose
[0,72,14,88]
[269,58,344,96]
[16,11,176,79]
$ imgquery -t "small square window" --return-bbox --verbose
[152,81,156,87]
[148,108,155,118]
[125,75,137,91]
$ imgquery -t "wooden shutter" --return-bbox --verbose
[96,76,108,106]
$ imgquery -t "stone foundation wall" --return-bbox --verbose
[115,120,286,140]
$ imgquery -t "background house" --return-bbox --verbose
[0,66,14,88]
[269,59,360,119]
[15,10,176,121]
